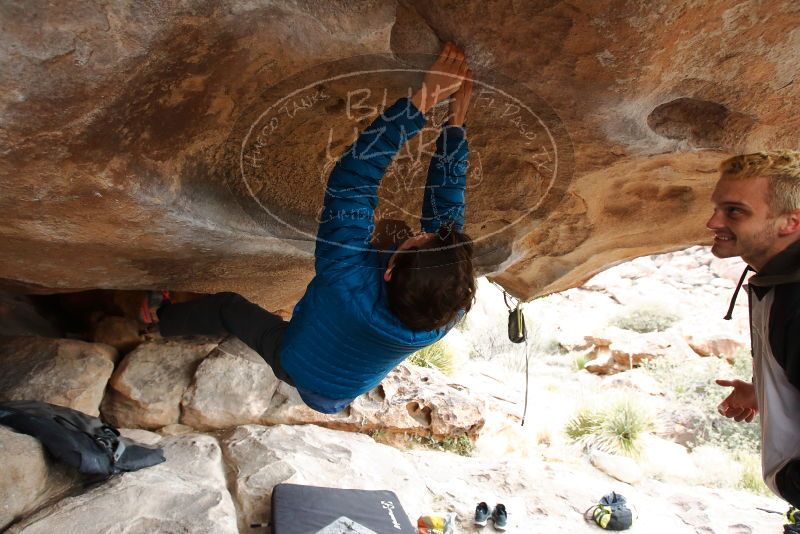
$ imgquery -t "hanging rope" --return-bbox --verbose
[489,279,530,426]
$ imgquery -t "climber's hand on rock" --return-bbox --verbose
[411,42,468,114]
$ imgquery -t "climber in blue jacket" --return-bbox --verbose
[148,43,476,413]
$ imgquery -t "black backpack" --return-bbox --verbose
[0,400,165,479]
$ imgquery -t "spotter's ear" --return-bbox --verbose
[779,209,800,237]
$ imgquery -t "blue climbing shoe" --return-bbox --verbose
[474,502,490,527]
[492,503,508,531]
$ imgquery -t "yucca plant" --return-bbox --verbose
[408,339,456,375]
[566,398,655,458]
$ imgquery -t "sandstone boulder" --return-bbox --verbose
[6,433,237,534]
[686,333,746,362]
[92,316,142,354]
[220,424,425,532]
[101,338,219,429]
[638,433,697,484]
[0,337,116,416]
[0,294,60,337]
[589,449,644,485]
[3,2,798,306]
[263,363,485,439]
[584,329,692,375]
[0,427,81,531]
[601,368,665,396]
[180,338,280,430]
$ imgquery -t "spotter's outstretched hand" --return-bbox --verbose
[716,378,758,423]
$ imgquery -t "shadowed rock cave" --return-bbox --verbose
[2,1,799,531]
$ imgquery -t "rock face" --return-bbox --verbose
[5,433,238,534]
[0,427,81,531]
[100,336,483,436]
[264,363,485,439]
[101,338,220,429]
[220,424,425,531]
[0,337,116,416]
[92,316,142,354]
[180,338,281,430]
[582,328,692,375]
[2,1,798,305]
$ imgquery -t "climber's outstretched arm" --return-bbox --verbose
[315,43,469,276]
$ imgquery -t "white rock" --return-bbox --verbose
[638,433,697,483]
[589,449,644,484]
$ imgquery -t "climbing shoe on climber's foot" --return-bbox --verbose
[492,504,508,531]
[139,290,172,325]
[474,502,491,527]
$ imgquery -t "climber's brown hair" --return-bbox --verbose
[386,223,475,331]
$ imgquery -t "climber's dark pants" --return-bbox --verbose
[157,292,294,385]
[778,460,800,509]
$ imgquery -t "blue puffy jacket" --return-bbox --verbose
[279,97,469,413]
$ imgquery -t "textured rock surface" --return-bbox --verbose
[0,294,60,337]
[180,338,280,430]
[583,328,692,375]
[0,337,116,416]
[101,338,220,429]
[686,333,746,361]
[5,433,238,534]
[220,424,425,531]
[92,316,142,354]
[263,363,485,439]
[0,427,81,531]
[2,1,798,304]
[100,336,483,435]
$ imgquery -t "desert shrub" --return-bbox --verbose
[736,451,770,495]
[642,350,760,453]
[611,303,680,333]
[409,433,474,456]
[409,340,455,375]
[541,337,567,355]
[573,352,591,371]
[565,397,655,457]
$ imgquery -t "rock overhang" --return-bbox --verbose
[2,0,797,308]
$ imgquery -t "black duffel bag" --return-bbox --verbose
[0,400,165,479]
